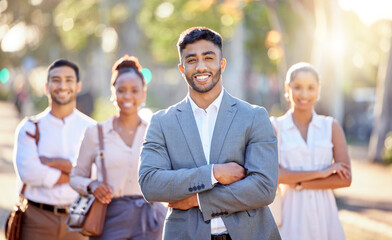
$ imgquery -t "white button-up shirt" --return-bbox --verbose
[188,89,228,235]
[13,108,95,205]
[70,116,148,197]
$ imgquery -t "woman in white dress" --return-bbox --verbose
[271,62,351,240]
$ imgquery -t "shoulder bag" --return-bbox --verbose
[5,119,39,240]
[66,124,108,236]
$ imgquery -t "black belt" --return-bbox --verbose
[28,200,69,215]
[211,234,231,240]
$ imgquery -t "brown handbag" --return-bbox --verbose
[4,186,28,240]
[66,124,108,236]
[5,119,39,240]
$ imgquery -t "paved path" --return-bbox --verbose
[0,101,21,240]
[335,145,392,240]
[0,101,391,240]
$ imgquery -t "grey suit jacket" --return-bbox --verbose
[139,91,280,240]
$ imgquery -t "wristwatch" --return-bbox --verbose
[87,184,93,194]
[295,182,303,191]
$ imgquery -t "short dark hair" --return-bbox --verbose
[177,27,223,60]
[47,59,80,82]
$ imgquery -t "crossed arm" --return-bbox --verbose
[278,120,352,189]
[168,162,246,210]
[14,122,73,187]
[139,108,278,220]
[39,156,72,185]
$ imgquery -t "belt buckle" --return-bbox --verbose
[53,205,67,215]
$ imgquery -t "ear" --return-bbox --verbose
[178,64,184,74]
[316,84,321,100]
[45,82,49,95]
[220,58,227,72]
[284,83,290,100]
[76,81,82,94]
[142,87,147,103]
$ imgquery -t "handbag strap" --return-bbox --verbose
[97,124,107,185]
[21,119,40,196]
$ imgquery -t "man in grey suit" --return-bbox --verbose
[139,27,280,240]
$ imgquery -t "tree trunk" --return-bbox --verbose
[311,0,345,122]
[368,24,392,162]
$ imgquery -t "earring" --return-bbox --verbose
[284,92,289,101]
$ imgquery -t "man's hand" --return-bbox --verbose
[213,162,245,185]
[55,172,70,185]
[40,156,72,174]
[168,194,198,210]
[88,180,112,204]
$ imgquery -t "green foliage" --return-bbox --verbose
[137,0,242,65]
[382,132,392,165]
[54,0,100,51]
[53,0,130,52]
[32,95,48,112]
[0,86,10,100]
[91,97,117,122]
[243,2,275,74]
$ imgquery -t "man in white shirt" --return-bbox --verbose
[13,59,95,240]
[139,27,280,240]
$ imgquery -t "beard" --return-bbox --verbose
[50,91,77,105]
[186,68,222,93]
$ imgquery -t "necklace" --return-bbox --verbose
[114,118,139,135]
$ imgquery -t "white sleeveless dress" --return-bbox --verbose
[271,110,345,240]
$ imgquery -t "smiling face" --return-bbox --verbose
[46,66,81,106]
[178,40,226,96]
[286,71,320,111]
[113,71,146,116]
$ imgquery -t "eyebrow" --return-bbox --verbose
[184,51,217,60]
[50,75,75,79]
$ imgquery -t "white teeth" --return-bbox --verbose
[196,75,208,80]
[123,102,133,108]
[57,91,69,96]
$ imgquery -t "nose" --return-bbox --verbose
[300,89,308,97]
[58,81,66,88]
[196,60,207,72]
[122,91,133,98]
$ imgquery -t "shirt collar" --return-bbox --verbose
[188,88,224,113]
[46,108,77,124]
[280,109,321,130]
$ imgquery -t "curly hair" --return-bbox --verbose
[111,55,144,86]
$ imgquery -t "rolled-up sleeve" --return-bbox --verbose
[14,120,61,188]
[70,126,97,195]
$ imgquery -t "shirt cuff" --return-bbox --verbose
[197,193,203,212]
[211,164,218,185]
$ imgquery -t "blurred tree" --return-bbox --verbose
[137,0,243,65]
[369,23,392,162]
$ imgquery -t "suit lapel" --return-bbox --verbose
[176,98,207,167]
[210,92,237,164]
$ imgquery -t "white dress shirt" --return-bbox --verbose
[13,108,95,205]
[188,89,228,235]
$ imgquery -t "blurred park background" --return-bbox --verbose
[0,0,392,239]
